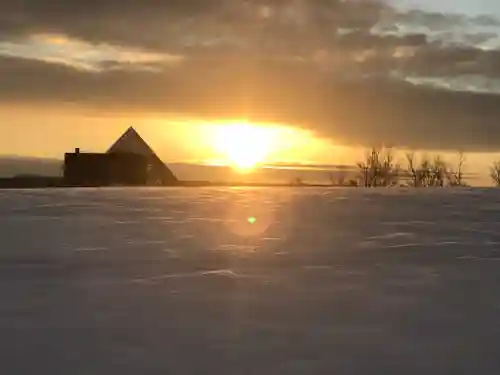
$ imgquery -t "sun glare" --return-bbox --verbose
[213,122,277,171]
[200,119,344,171]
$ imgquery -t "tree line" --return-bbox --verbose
[340,147,500,187]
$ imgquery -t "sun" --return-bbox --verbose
[212,122,276,171]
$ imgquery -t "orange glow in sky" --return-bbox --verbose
[211,122,278,171]
[194,119,354,171]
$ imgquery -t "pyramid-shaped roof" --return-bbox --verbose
[107,127,158,157]
[107,127,177,184]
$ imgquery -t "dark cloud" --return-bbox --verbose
[385,9,500,31]
[335,30,427,49]
[0,1,221,48]
[2,54,500,152]
[394,47,500,78]
[0,1,496,68]
[1,0,500,151]
[0,1,392,52]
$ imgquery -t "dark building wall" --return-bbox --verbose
[64,152,149,186]
[0,176,63,188]
[147,158,178,185]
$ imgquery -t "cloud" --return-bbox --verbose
[0,33,182,71]
[0,1,393,52]
[2,54,500,152]
[1,0,500,152]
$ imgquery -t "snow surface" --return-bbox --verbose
[1,187,500,374]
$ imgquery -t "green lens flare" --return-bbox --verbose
[248,216,257,224]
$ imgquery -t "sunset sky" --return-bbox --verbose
[2,0,500,177]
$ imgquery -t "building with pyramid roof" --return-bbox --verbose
[107,127,161,156]
[63,127,178,186]
[107,127,177,185]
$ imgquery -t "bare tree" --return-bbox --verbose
[447,151,466,186]
[408,154,433,187]
[356,152,372,187]
[357,147,399,187]
[490,161,500,186]
[405,152,449,187]
[419,156,433,187]
[379,148,399,186]
[432,156,447,187]
[456,151,466,185]
[357,148,378,187]
[406,152,420,187]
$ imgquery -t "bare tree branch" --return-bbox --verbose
[357,147,399,187]
[490,161,500,186]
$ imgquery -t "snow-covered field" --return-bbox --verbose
[1,187,500,374]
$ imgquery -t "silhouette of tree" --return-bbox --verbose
[406,152,419,187]
[357,147,399,187]
[359,149,471,188]
[447,151,466,186]
[432,156,447,187]
[490,161,500,186]
[404,153,450,187]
